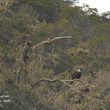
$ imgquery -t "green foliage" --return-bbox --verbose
[18,0,73,22]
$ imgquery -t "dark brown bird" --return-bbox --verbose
[71,68,82,84]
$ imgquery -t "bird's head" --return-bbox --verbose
[77,68,82,72]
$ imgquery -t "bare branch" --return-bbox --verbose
[32,36,72,50]
[32,78,77,89]
[31,78,84,95]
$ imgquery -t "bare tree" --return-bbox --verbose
[16,36,72,85]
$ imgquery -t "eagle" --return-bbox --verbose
[71,68,82,84]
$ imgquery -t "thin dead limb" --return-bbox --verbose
[32,36,72,50]
[31,78,78,89]
[31,78,83,93]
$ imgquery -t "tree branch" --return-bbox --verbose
[32,36,72,50]
[31,78,82,93]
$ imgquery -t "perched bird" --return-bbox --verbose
[71,68,82,84]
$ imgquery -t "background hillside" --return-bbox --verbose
[0,0,110,110]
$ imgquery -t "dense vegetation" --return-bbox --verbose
[0,0,110,109]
